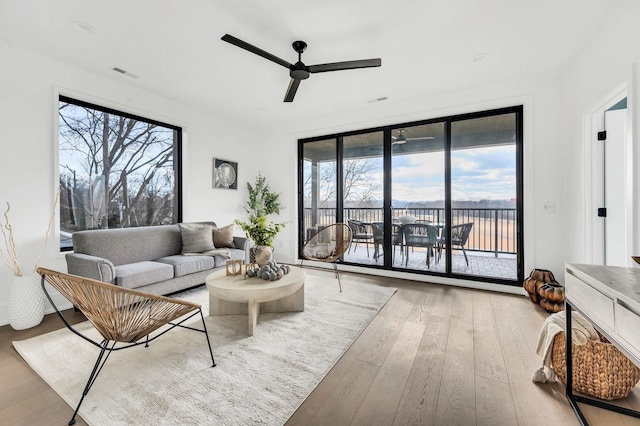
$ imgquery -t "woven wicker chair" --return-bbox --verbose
[36,267,215,426]
[346,219,373,257]
[301,223,352,291]
[371,222,403,262]
[437,222,473,266]
[403,223,438,268]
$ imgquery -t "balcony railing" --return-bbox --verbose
[303,207,517,256]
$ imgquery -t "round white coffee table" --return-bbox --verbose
[205,266,306,336]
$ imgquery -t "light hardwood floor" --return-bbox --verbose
[285,271,640,426]
[1,270,639,425]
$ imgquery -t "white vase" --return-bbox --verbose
[252,245,273,266]
[8,274,46,330]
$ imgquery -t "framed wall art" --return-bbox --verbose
[213,158,238,189]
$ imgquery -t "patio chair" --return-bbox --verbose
[371,222,403,262]
[347,219,373,257]
[437,222,474,266]
[403,223,438,268]
[301,223,352,291]
[36,267,216,426]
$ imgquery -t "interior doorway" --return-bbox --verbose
[591,92,632,266]
[604,103,630,266]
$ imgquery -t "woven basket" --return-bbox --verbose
[551,331,640,400]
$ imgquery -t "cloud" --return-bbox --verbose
[392,145,516,201]
[305,144,516,203]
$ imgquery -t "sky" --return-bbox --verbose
[391,145,516,201]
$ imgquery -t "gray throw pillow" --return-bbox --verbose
[213,224,235,248]
[180,223,215,254]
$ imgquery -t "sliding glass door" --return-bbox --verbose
[301,138,337,245]
[449,112,519,280]
[391,123,445,271]
[341,131,384,266]
[298,106,523,286]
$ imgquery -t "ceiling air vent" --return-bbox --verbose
[112,67,139,79]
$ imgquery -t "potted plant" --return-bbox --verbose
[235,173,286,265]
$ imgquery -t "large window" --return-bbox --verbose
[298,106,523,286]
[58,96,182,250]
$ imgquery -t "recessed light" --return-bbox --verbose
[70,21,97,35]
[471,53,490,63]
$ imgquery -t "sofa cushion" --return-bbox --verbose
[180,223,215,254]
[114,261,174,289]
[155,255,215,277]
[72,225,183,266]
[213,224,235,248]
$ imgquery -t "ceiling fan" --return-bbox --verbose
[392,129,436,145]
[221,34,382,103]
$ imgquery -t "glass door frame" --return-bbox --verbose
[298,105,524,287]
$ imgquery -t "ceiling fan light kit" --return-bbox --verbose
[221,34,381,102]
[392,129,436,145]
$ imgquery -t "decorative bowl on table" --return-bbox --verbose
[397,216,417,224]
[246,260,290,281]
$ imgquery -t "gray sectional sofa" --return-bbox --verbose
[65,222,252,296]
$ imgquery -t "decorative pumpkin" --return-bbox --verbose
[523,269,557,303]
[540,298,563,313]
[538,283,565,303]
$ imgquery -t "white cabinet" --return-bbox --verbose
[564,264,640,424]
[565,263,640,367]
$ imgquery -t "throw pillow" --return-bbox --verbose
[180,223,215,254]
[213,224,235,248]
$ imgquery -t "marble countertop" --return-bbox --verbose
[566,263,640,307]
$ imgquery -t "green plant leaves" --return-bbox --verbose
[236,173,286,246]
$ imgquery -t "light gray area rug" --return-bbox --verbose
[13,271,396,426]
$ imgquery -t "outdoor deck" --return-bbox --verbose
[342,245,517,280]
[305,207,519,282]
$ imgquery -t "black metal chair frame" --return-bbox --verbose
[37,269,215,426]
[347,219,373,257]
[437,222,473,266]
[371,222,403,263]
[403,223,438,268]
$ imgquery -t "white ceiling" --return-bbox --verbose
[0,0,621,126]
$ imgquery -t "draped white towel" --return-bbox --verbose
[532,310,599,383]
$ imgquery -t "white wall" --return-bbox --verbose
[8,0,634,324]
[257,1,640,289]
[563,0,640,267]
[258,71,568,289]
[0,43,261,325]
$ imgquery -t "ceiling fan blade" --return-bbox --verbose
[406,136,435,141]
[221,34,293,69]
[283,79,301,102]
[308,58,381,74]
[392,135,435,145]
